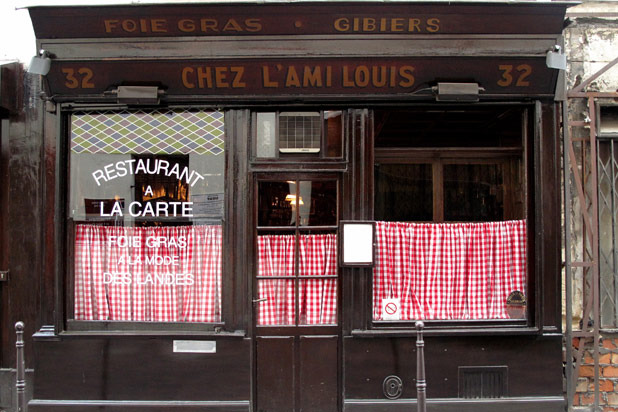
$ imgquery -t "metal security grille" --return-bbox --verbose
[279,112,321,153]
[598,139,618,327]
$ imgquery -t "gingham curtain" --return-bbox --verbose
[257,234,296,325]
[74,224,222,322]
[257,234,337,326]
[373,220,526,320]
[299,234,337,325]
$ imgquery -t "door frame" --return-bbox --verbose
[251,172,343,412]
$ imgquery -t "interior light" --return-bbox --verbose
[285,194,304,206]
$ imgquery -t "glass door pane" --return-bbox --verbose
[258,181,295,227]
[256,179,338,326]
[257,234,295,326]
[303,181,337,226]
[299,233,338,325]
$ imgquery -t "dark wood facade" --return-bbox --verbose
[0,62,43,410]
[0,2,570,411]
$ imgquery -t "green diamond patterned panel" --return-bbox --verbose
[71,110,225,155]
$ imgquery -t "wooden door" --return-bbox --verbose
[253,176,340,412]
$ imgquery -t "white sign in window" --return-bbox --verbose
[340,221,374,266]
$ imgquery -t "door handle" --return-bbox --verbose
[252,298,268,304]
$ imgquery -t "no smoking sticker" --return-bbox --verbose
[382,298,401,320]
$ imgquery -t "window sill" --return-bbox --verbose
[54,320,247,338]
[57,330,247,338]
[351,325,540,337]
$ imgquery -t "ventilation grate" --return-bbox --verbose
[458,366,507,399]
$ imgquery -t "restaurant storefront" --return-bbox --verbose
[23,2,568,411]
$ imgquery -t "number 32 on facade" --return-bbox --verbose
[62,68,95,89]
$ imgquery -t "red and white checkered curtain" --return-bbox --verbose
[257,234,337,326]
[373,220,526,320]
[74,224,222,322]
[257,234,296,325]
[299,234,337,325]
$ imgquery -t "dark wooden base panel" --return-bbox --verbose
[256,335,339,412]
[31,335,251,403]
[343,397,565,412]
[29,334,563,412]
[343,335,563,399]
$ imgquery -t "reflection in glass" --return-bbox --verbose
[375,164,432,221]
[598,141,618,327]
[325,111,343,158]
[258,181,295,227]
[256,113,277,158]
[444,164,503,222]
[258,180,337,227]
[307,181,337,226]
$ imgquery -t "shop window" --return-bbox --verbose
[254,111,343,159]
[372,107,528,322]
[69,109,225,323]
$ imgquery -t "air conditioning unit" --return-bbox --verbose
[279,112,321,153]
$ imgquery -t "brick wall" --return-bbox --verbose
[573,336,618,411]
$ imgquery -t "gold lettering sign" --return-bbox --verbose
[62,67,96,89]
[497,64,533,87]
[180,64,417,91]
[48,58,552,96]
[100,16,441,36]
[103,18,263,34]
[181,66,246,89]
[29,3,568,39]
[333,17,440,33]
